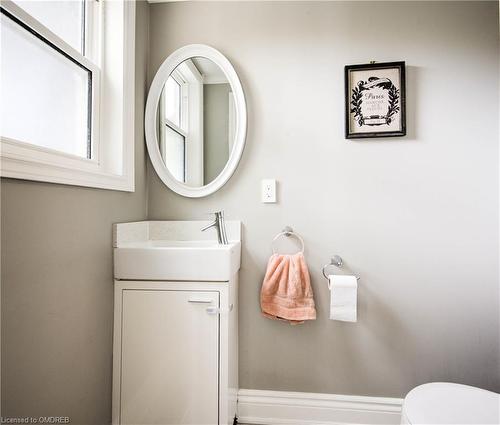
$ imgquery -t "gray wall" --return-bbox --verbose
[148,1,499,397]
[204,83,231,184]
[1,2,150,422]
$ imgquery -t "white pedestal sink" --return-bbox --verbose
[113,220,241,281]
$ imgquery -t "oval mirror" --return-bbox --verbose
[145,45,247,197]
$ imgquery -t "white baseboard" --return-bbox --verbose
[237,389,403,425]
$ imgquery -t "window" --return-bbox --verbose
[0,0,136,191]
[1,8,93,158]
[158,60,204,186]
[11,0,85,53]
[160,72,188,182]
[163,125,186,182]
[165,76,182,127]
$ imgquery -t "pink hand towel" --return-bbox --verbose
[260,252,316,324]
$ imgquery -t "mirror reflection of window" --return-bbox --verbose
[158,57,234,187]
[164,77,181,127]
[159,71,189,183]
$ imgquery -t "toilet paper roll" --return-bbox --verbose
[329,275,357,322]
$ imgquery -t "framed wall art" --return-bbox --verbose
[345,61,406,139]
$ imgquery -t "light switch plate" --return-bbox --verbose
[261,179,277,203]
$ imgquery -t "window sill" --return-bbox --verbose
[1,144,134,191]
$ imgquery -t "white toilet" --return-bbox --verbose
[401,382,499,424]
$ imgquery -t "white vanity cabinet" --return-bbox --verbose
[112,221,240,425]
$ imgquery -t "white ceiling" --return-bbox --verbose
[191,58,228,85]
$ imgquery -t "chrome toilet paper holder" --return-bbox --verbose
[322,255,360,281]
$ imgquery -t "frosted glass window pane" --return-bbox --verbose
[12,0,84,53]
[164,126,185,182]
[164,76,180,127]
[0,12,91,158]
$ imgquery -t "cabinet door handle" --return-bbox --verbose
[188,299,213,304]
[206,305,232,315]
[206,306,220,315]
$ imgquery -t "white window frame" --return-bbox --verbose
[158,61,204,186]
[159,71,188,181]
[166,69,189,135]
[0,0,135,192]
[180,60,204,187]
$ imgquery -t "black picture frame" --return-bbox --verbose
[345,61,406,139]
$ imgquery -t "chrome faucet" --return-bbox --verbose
[201,211,229,245]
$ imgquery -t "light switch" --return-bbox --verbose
[261,179,277,203]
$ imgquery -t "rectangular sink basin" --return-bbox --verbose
[113,221,241,282]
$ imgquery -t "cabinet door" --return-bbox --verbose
[120,290,219,425]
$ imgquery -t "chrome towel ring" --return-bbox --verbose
[271,226,305,254]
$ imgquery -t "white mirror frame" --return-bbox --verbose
[145,44,247,198]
